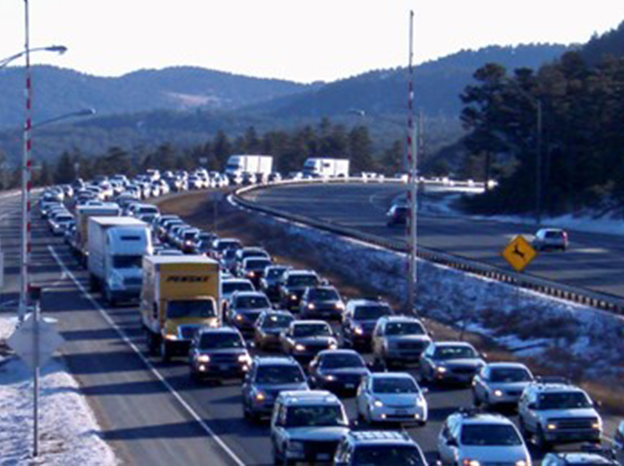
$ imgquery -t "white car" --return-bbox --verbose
[533,228,568,251]
[356,372,427,426]
[472,362,534,409]
[438,410,531,466]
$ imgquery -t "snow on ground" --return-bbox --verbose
[0,316,117,466]
[246,204,624,386]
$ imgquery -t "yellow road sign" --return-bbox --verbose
[502,235,537,272]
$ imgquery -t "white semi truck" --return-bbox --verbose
[88,217,152,306]
[225,155,273,179]
[302,158,350,178]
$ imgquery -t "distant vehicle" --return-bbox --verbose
[226,291,272,338]
[260,265,292,301]
[334,430,428,466]
[356,372,428,426]
[87,217,151,305]
[533,228,568,251]
[472,362,534,409]
[302,158,349,178]
[242,356,308,422]
[371,316,431,369]
[75,204,121,264]
[188,327,250,382]
[280,320,338,361]
[225,154,273,179]
[419,341,485,385]
[542,445,620,466]
[279,269,321,311]
[438,410,530,466]
[299,285,345,320]
[308,349,370,394]
[271,390,350,465]
[342,298,393,350]
[253,310,295,351]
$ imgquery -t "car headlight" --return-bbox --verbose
[295,344,306,352]
[373,399,384,408]
[197,354,210,363]
[254,391,266,402]
[235,314,244,322]
[247,271,256,277]
[354,326,364,335]
[324,374,335,381]
[462,460,481,466]
[546,423,557,430]
[165,333,178,341]
[328,342,338,350]
[592,421,602,430]
[493,389,504,397]
[287,440,304,452]
[290,294,298,300]
[515,461,528,466]
[307,303,315,310]
[436,366,447,373]
[335,302,345,310]
[238,354,251,364]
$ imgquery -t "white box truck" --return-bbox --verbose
[88,217,152,306]
[140,255,221,361]
[302,158,350,178]
[225,155,273,179]
[75,203,121,264]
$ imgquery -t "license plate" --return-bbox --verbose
[218,365,229,371]
[345,384,355,389]
[396,409,408,415]
[317,453,330,460]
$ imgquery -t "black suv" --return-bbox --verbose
[279,270,321,311]
[188,327,251,382]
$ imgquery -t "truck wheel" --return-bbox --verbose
[89,274,98,292]
[146,330,158,356]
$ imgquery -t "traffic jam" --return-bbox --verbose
[37,165,624,466]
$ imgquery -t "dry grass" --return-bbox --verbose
[156,190,624,416]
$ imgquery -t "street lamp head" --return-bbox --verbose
[347,108,366,117]
[77,108,96,117]
[46,45,67,55]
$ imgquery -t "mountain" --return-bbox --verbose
[245,44,572,119]
[0,66,313,130]
[581,20,624,65]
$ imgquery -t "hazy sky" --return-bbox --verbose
[1,1,623,83]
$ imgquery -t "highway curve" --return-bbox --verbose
[247,182,624,301]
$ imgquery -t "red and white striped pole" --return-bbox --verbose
[405,10,418,314]
[19,0,33,323]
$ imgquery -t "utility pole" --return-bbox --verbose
[19,0,33,323]
[535,99,543,226]
[406,11,418,315]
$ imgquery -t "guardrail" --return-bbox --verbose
[232,180,624,317]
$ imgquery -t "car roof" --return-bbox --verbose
[348,299,389,306]
[434,341,475,349]
[368,372,416,381]
[233,291,267,298]
[254,356,300,367]
[286,269,317,276]
[292,320,329,327]
[223,278,254,284]
[451,410,514,425]
[198,326,242,336]
[317,349,361,358]
[383,315,422,323]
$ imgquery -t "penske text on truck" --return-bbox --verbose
[88,216,152,306]
[141,255,221,361]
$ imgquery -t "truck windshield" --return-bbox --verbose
[537,392,592,410]
[167,300,216,319]
[112,255,143,268]
[354,305,391,320]
[385,322,426,336]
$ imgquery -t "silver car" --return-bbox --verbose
[472,362,534,409]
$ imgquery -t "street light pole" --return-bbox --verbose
[535,99,543,226]
[0,45,66,70]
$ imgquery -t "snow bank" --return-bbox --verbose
[245,207,624,384]
[0,316,118,466]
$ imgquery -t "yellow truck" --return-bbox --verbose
[141,255,221,361]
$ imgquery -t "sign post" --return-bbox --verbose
[7,287,64,458]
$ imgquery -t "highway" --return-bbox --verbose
[0,186,619,466]
[247,182,624,301]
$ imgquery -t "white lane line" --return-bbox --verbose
[48,246,246,466]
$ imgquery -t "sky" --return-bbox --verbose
[1,1,624,84]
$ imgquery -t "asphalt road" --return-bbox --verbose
[0,187,619,466]
[248,182,624,301]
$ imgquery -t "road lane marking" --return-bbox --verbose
[48,246,246,466]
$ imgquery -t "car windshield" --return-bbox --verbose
[246,259,271,271]
[217,241,240,251]
[287,275,318,287]
[235,295,270,310]
[460,424,522,446]
[167,300,216,319]
[321,353,364,369]
[223,282,254,294]
[198,332,244,349]
[545,231,564,239]
[293,324,330,337]
[309,288,339,300]
[372,377,419,394]
[183,231,198,240]
[434,346,477,360]
[537,392,592,410]
[223,249,237,259]
[112,255,143,269]
[261,314,293,329]
[285,405,346,427]
[256,365,305,384]
[353,305,391,320]
[267,267,288,279]
[385,322,425,336]
[490,367,532,383]
[352,445,424,466]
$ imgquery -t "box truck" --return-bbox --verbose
[75,203,121,264]
[88,217,152,306]
[302,158,350,178]
[140,255,221,361]
[225,155,273,179]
